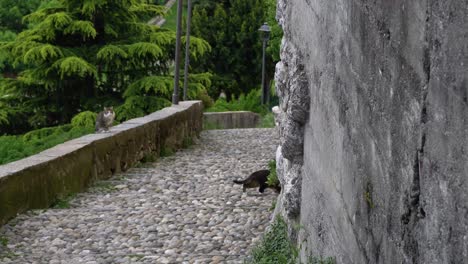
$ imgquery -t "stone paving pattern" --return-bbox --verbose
[0,129,279,264]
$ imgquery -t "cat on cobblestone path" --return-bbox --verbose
[233,169,281,193]
[95,106,115,133]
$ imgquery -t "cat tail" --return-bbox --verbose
[233,179,244,184]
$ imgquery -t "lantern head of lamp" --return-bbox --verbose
[258,22,271,42]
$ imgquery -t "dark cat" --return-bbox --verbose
[233,169,281,193]
[95,106,115,132]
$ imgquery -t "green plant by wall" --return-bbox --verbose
[182,137,193,148]
[71,111,97,128]
[160,146,174,157]
[203,120,223,130]
[246,216,298,264]
[307,256,336,264]
[206,89,268,114]
[267,159,279,188]
[0,125,93,165]
[364,181,375,209]
[51,193,76,209]
[258,112,275,128]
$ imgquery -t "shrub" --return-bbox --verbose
[71,111,97,128]
[258,112,275,128]
[0,125,93,165]
[246,216,298,264]
[267,159,279,187]
[206,89,268,114]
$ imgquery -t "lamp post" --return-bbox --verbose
[183,0,193,101]
[172,0,184,105]
[258,22,271,105]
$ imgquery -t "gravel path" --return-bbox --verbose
[0,128,279,264]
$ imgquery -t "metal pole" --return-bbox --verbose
[183,0,192,101]
[172,0,184,105]
[261,39,266,104]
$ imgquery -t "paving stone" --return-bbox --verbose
[0,129,279,263]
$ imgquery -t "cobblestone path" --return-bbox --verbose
[0,129,279,264]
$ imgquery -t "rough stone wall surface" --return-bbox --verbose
[0,101,203,226]
[203,111,260,129]
[275,0,468,263]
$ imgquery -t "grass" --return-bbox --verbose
[247,216,336,264]
[141,152,158,163]
[364,181,375,209]
[160,146,174,157]
[246,216,298,264]
[93,181,117,193]
[203,120,223,130]
[258,112,275,128]
[0,236,7,247]
[162,2,187,30]
[51,193,76,209]
[307,256,336,264]
[182,136,193,148]
[267,160,279,187]
[205,89,277,129]
[0,125,94,166]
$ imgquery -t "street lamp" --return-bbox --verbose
[172,0,184,105]
[183,0,193,101]
[258,22,271,105]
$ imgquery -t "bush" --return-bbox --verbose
[247,216,298,264]
[258,112,275,128]
[247,215,336,264]
[71,111,97,128]
[0,125,93,165]
[267,159,279,187]
[206,89,268,114]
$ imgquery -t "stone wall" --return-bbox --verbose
[0,101,203,226]
[203,111,260,129]
[275,0,468,263]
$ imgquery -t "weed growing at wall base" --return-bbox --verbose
[0,125,93,165]
[246,216,298,264]
[247,215,336,264]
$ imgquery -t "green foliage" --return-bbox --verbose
[52,193,76,209]
[364,181,375,209]
[71,111,96,128]
[160,146,174,157]
[0,125,93,165]
[267,159,279,187]
[115,96,171,122]
[52,57,97,79]
[162,1,187,30]
[206,89,268,114]
[258,112,275,128]
[307,256,336,264]
[182,137,193,148]
[0,0,42,32]
[265,0,283,62]
[247,216,336,264]
[196,89,214,109]
[203,120,223,130]
[141,152,157,163]
[191,0,277,97]
[0,0,212,135]
[0,236,7,247]
[247,216,298,264]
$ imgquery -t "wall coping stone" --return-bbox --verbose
[0,101,203,226]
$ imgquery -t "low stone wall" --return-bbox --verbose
[0,101,203,226]
[203,111,260,129]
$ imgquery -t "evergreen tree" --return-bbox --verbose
[0,0,42,32]
[191,0,277,99]
[0,0,210,134]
